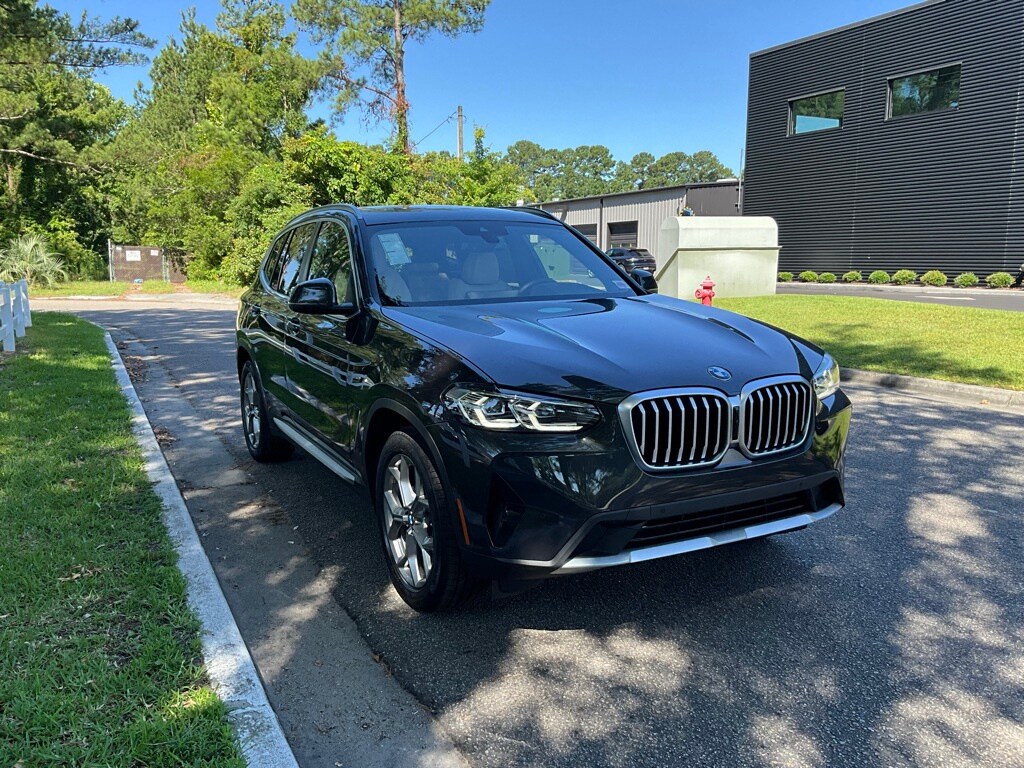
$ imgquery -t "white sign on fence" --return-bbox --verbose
[0,279,31,353]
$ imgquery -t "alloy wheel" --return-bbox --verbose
[242,372,261,448]
[382,454,435,589]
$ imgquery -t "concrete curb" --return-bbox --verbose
[841,366,1024,409]
[103,333,299,768]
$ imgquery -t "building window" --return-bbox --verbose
[888,64,961,119]
[788,90,845,135]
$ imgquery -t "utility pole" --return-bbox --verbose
[457,105,464,161]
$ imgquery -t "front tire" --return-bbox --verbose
[240,361,294,462]
[375,429,476,612]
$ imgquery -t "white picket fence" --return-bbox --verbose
[0,279,32,353]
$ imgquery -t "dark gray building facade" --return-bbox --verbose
[743,0,1024,277]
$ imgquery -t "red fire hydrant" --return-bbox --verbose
[695,275,716,306]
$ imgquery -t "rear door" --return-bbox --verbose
[286,218,364,466]
[258,221,317,414]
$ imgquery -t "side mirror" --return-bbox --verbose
[289,278,356,316]
[631,269,658,294]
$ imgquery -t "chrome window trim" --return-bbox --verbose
[737,374,814,459]
[618,387,732,472]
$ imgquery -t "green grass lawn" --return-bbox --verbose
[0,314,243,766]
[31,279,245,299]
[718,295,1024,390]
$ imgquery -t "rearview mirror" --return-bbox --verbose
[289,278,356,316]
[631,269,658,294]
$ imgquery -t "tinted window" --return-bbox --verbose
[789,90,845,135]
[889,65,960,118]
[366,221,637,306]
[307,221,354,303]
[274,222,316,295]
[263,232,291,289]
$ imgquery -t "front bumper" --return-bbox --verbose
[432,389,851,580]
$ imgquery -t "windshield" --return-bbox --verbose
[365,221,638,306]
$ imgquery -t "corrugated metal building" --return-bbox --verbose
[743,0,1024,277]
[536,180,741,251]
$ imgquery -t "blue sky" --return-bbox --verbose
[51,0,913,169]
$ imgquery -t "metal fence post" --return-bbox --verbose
[0,282,15,353]
[18,279,31,327]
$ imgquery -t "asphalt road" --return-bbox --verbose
[780,282,1024,311]
[41,297,1024,768]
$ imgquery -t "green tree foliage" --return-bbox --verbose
[111,0,325,277]
[0,0,152,277]
[293,0,489,152]
[507,141,734,200]
[219,126,526,285]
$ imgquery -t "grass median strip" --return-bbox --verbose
[718,295,1024,390]
[0,313,243,766]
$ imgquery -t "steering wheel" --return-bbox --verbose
[518,279,561,296]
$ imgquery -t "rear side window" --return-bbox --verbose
[274,222,317,295]
[307,221,354,303]
[263,232,291,289]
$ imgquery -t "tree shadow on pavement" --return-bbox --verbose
[55,305,1024,768]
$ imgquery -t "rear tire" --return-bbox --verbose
[240,361,294,462]
[375,429,477,612]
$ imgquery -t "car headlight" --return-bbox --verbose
[812,353,841,401]
[443,387,601,432]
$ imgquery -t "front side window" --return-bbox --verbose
[274,222,317,295]
[263,232,291,289]
[307,221,354,303]
[366,221,638,306]
[888,64,961,118]
[789,90,845,135]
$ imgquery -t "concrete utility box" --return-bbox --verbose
[655,217,780,299]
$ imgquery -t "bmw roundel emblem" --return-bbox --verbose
[708,366,732,381]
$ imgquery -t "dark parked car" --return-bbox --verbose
[236,205,851,611]
[606,246,658,275]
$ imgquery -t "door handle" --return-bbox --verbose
[285,318,302,335]
[250,305,262,318]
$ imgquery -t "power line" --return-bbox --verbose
[412,108,460,150]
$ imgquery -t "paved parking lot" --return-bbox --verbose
[40,298,1024,768]
[780,282,1024,311]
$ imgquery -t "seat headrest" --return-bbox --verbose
[462,252,500,285]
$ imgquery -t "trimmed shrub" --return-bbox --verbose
[842,270,862,282]
[986,271,1015,288]
[778,271,794,282]
[891,269,917,285]
[798,270,818,283]
[920,270,947,287]
[817,272,837,283]
[868,270,890,284]
[953,272,979,288]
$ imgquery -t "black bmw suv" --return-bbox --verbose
[237,205,851,611]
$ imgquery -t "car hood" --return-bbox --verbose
[385,295,823,403]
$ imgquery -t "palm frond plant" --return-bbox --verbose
[0,234,69,286]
